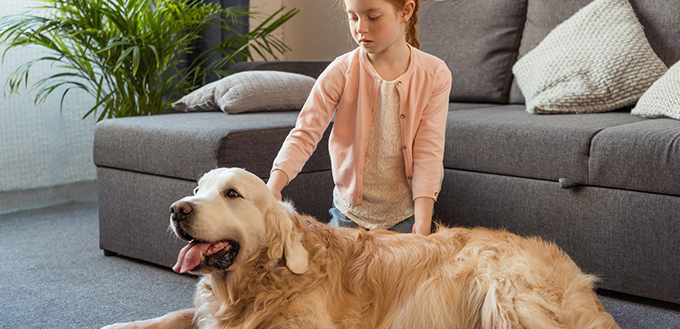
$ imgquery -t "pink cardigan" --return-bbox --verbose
[271,46,452,205]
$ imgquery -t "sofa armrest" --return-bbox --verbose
[229,61,331,79]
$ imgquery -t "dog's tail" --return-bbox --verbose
[479,280,621,329]
[583,304,621,329]
[479,281,514,329]
[563,289,622,329]
[480,282,568,329]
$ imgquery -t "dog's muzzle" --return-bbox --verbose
[170,200,194,241]
[169,199,240,274]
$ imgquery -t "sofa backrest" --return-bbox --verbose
[418,0,527,104]
[418,0,680,105]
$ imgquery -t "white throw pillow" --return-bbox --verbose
[631,61,680,120]
[512,0,668,114]
[173,70,316,114]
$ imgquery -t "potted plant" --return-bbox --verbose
[0,0,298,121]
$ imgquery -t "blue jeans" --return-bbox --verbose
[328,206,415,233]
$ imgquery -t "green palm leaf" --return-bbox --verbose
[0,0,298,121]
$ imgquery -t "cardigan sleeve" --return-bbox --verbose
[270,59,346,184]
[411,62,452,201]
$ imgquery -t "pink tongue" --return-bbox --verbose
[173,241,211,274]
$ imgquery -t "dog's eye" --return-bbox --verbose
[225,189,241,198]
[193,187,199,195]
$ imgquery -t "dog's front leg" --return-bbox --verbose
[102,308,195,329]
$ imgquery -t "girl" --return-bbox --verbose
[267,0,451,236]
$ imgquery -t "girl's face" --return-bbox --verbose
[344,0,409,58]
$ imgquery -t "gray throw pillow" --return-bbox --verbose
[173,71,315,114]
[512,0,668,114]
[631,61,680,120]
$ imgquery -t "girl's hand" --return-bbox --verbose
[267,170,288,201]
[412,219,432,236]
[413,197,435,236]
[269,188,283,202]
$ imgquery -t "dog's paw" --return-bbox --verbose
[102,310,195,329]
[101,320,156,329]
[101,323,132,329]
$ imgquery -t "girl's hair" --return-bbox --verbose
[386,0,420,49]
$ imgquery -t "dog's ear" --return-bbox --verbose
[284,230,309,274]
[266,205,309,274]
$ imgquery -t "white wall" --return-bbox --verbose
[250,0,355,60]
[0,0,97,214]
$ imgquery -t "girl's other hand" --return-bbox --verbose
[412,219,431,236]
[267,169,288,201]
[413,197,435,235]
[270,188,283,201]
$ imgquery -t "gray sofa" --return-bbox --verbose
[95,0,680,306]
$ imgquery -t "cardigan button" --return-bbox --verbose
[397,81,402,86]
[400,114,406,119]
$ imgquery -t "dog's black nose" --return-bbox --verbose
[170,201,193,217]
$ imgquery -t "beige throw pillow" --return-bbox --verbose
[512,0,668,114]
[173,70,315,114]
[631,61,680,120]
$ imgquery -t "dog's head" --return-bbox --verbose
[170,168,308,275]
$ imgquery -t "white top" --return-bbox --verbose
[333,79,414,230]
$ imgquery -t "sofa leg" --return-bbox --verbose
[103,250,118,257]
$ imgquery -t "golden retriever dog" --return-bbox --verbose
[104,167,619,329]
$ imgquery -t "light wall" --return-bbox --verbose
[250,0,355,60]
[0,0,97,214]
[0,0,352,214]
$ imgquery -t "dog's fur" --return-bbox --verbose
[104,167,619,329]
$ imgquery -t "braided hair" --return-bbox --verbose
[388,0,420,49]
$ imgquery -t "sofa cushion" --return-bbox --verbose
[172,71,316,114]
[418,0,526,103]
[631,61,680,120]
[512,0,667,114]
[444,105,644,185]
[94,112,331,181]
[589,119,680,196]
[509,0,680,104]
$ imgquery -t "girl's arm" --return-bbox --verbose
[411,62,452,236]
[269,60,345,191]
